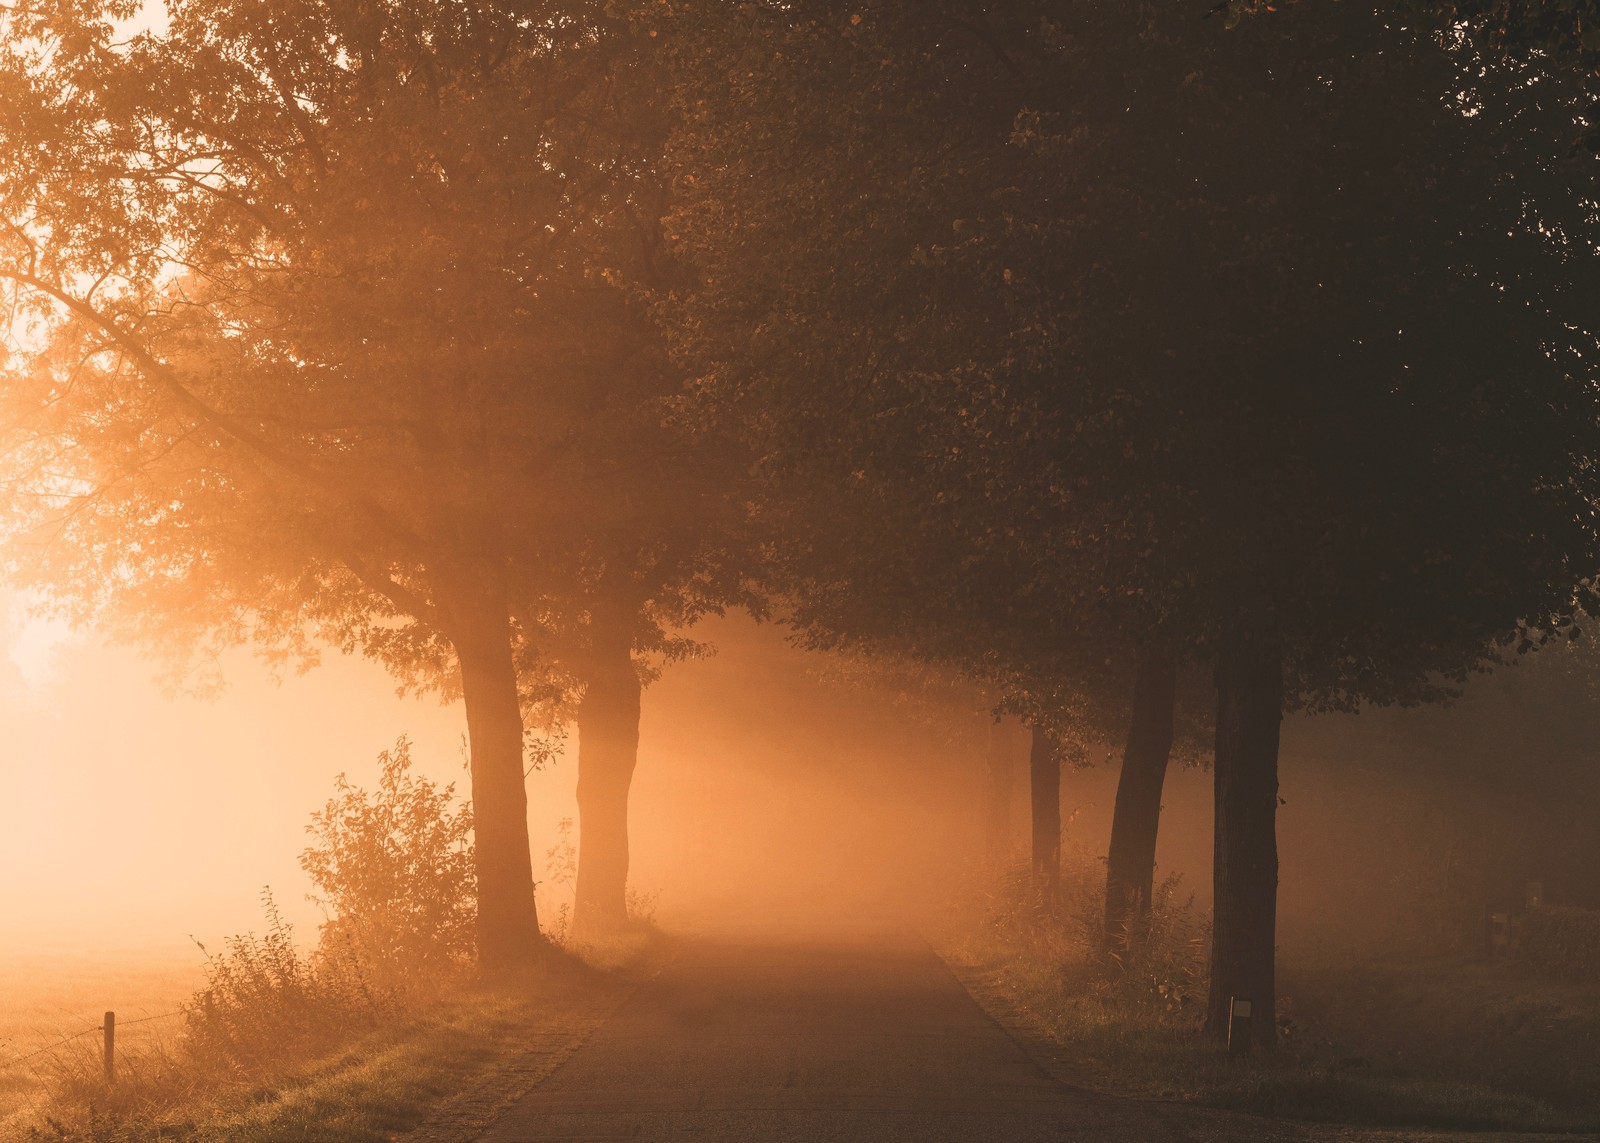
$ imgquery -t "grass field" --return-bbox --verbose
[0,950,201,1136]
[1277,959,1600,1124]
[942,934,1600,1133]
[0,936,644,1143]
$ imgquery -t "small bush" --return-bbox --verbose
[186,738,477,1075]
[1519,905,1600,984]
[16,740,487,1137]
[300,736,476,991]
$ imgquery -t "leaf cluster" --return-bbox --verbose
[665,0,1600,722]
[299,735,476,983]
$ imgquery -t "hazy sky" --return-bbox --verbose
[1,590,477,955]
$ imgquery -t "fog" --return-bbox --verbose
[0,602,985,959]
[4,594,1597,969]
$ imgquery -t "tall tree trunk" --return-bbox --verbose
[1205,640,1282,1051]
[1103,653,1178,956]
[1029,726,1061,893]
[455,606,542,975]
[573,609,641,935]
[984,711,1018,860]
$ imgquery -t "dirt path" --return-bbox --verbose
[470,928,1417,1142]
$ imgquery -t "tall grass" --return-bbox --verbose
[942,847,1600,1132]
[7,739,491,1140]
[965,845,1207,1024]
[183,890,390,1075]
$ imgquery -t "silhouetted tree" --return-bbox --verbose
[1103,653,1179,953]
[1027,726,1062,892]
[667,0,1600,1049]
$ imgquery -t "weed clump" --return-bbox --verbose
[973,845,1207,1023]
[182,889,385,1075]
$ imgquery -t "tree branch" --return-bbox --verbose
[1,267,435,561]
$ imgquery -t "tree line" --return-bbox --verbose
[1,0,1596,1048]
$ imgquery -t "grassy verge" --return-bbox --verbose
[0,951,201,1136]
[4,938,653,1143]
[934,861,1600,1135]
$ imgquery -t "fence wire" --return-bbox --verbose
[0,1010,183,1075]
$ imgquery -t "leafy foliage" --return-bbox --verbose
[300,736,476,987]
[666,0,1600,1048]
[0,0,752,965]
[667,0,1600,706]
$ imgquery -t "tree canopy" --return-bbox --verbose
[0,0,747,968]
[666,0,1600,1043]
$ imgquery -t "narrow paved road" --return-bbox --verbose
[477,929,1323,1142]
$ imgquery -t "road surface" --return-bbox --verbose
[476,929,1337,1142]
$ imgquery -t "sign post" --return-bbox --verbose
[1228,997,1253,1056]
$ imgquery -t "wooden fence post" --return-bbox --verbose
[103,1011,114,1085]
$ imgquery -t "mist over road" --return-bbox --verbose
[477,929,1328,1142]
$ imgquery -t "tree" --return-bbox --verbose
[537,342,751,935]
[667,0,1600,1049]
[1102,653,1178,952]
[0,0,708,971]
[665,0,1203,933]
[1026,725,1062,892]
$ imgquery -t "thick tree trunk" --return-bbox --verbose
[1205,640,1282,1052]
[984,712,1018,860]
[1029,726,1061,893]
[572,615,641,935]
[1103,653,1178,956]
[455,611,543,975]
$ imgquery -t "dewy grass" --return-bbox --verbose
[8,959,631,1143]
[938,854,1600,1135]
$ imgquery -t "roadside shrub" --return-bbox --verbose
[300,736,476,991]
[182,888,383,1073]
[970,845,1206,1022]
[542,817,578,946]
[1103,875,1208,1015]
[182,740,475,1074]
[1519,905,1600,984]
[19,741,482,1133]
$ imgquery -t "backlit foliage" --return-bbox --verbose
[301,736,477,985]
